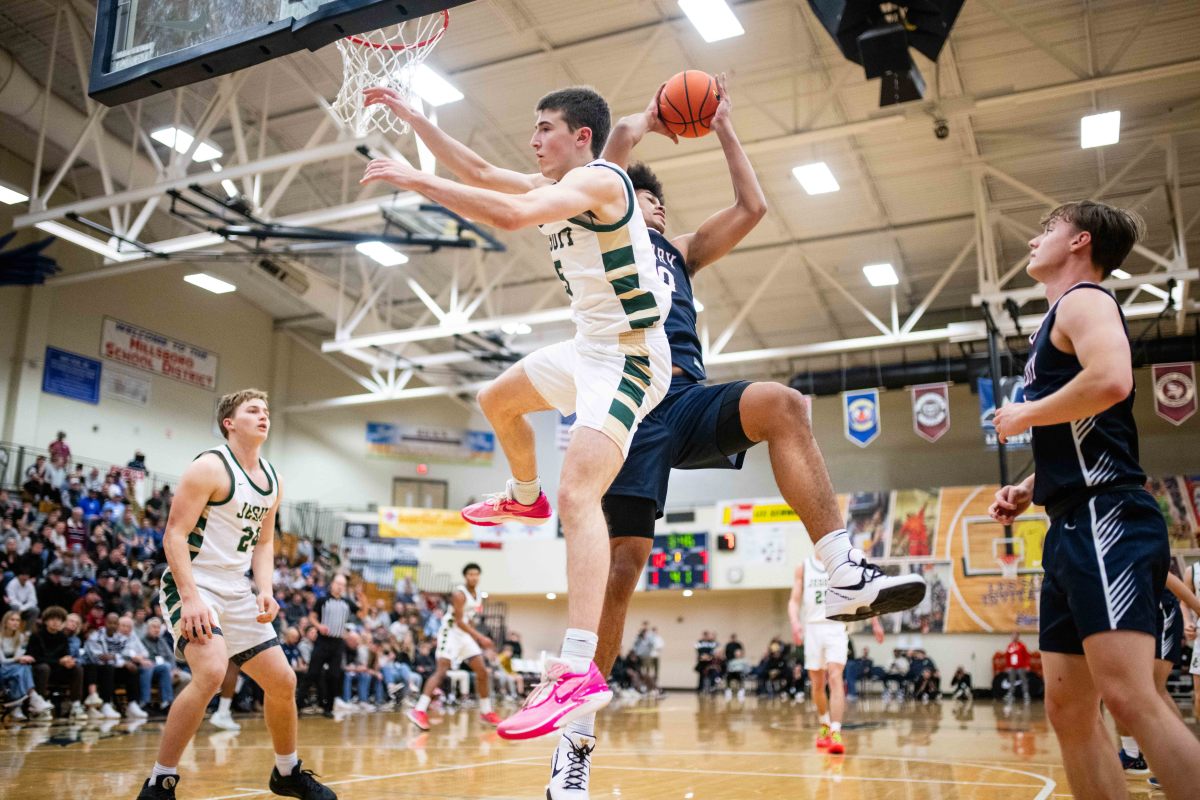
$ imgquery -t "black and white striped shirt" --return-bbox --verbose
[313,595,358,639]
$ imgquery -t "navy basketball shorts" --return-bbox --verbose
[1039,487,1170,655]
[604,378,756,538]
[1159,592,1183,665]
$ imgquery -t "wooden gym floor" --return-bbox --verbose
[0,694,1177,799]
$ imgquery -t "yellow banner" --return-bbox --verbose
[379,506,472,540]
[721,502,801,525]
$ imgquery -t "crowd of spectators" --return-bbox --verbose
[690,630,952,703]
[1,435,528,725]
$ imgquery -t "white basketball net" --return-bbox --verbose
[332,11,449,137]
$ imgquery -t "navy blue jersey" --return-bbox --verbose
[649,229,705,382]
[1023,283,1144,508]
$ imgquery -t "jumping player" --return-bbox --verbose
[989,201,1200,798]
[789,555,885,755]
[137,390,334,799]
[538,76,925,798]
[407,563,501,730]
[364,84,672,742]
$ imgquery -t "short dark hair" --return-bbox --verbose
[42,606,67,622]
[462,562,481,576]
[536,87,610,158]
[627,162,664,205]
[1040,200,1145,277]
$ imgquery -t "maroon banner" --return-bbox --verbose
[912,383,951,442]
[1153,362,1196,426]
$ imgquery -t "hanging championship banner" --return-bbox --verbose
[843,388,880,448]
[911,383,950,442]
[978,377,1030,449]
[1153,362,1196,426]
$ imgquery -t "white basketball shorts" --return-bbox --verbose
[436,624,482,668]
[521,328,670,457]
[161,567,278,663]
[804,623,849,670]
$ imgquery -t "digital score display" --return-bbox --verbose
[645,532,709,591]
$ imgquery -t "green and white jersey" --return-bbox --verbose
[183,444,279,575]
[801,556,840,626]
[538,159,672,339]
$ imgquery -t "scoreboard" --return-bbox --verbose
[645,532,709,591]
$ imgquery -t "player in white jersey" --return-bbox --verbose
[407,563,500,730]
[138,390,334,800]
[788,556,883,755]
[363,86,671,740]
[1187,562,1200,720]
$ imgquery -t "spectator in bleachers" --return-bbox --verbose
[497,643,524,698]
[364,598,391,633]
[1,535,20,574]
[1,610,54,720]
[126,450,146,471]
[118,615,154,719]
[909,649,940,702]
[82,610,135,719]
[883,649,910,701]
[141,616,186,705]
[845,645,876,701]
[724,647,749,700]
[950,666,973,702]
[45,455,69,502]
[37,564,74,611]
[20,538,48,580]
[694,630,719,692]
[5,564,39,623]
[48,432,71,463]
[28,606,85,719]
[339,630,373,710]
[502,629,523,658]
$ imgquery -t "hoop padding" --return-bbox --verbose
[332,10,449,137]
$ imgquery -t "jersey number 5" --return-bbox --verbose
[237,525,261,553]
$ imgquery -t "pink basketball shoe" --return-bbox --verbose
[497,657,613,740]
[462,490,553,526]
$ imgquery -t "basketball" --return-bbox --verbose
[657,70,719,138]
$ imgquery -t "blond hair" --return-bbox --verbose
[216,389,269,439]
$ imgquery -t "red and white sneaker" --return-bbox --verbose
[827,731,845,754]
[497,657,613,740]
[479,711,502,726]
[815,724,832,749]
[462,489,553,527]
[407,709,430,731]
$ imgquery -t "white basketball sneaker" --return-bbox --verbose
[824,549,927,621]
[210,709,241,730]
[546,730,595,799]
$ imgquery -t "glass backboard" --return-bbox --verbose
[89,0,470,106]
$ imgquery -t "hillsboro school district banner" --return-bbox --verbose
[101,317,219,391]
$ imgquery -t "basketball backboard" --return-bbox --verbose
[89,0,470,106]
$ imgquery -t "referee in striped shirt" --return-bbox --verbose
[305,573,361,716]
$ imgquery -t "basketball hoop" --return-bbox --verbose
[998,554,1020,580]
[331,10,450,137]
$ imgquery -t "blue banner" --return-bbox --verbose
[42,346,101,404]
[978,377,1031,449]
[843,388,881,448]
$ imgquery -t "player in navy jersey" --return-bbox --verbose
[539,74,926,800]
[988,201,1200,798]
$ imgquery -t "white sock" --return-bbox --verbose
[508,476,541,505]
[814,529,854,574]
[1121,736,1139,757]
[275,752,298,775]
[217,696,233,715]
[831,721,842,733]
[415,694,432,713]
[560,629,598,675]
[150,762,178,781]
[567,712,595,738]
[819,712,831,726]
[480,696,493,714]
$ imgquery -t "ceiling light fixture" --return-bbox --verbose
[398,64,463,106]
[183,273,236,294]
[151,127,223,162]
[792,162,840,195]
[1080,110,1120,149]
[355,240,409,266]
[863,262,899,287]
[677,0,745,42]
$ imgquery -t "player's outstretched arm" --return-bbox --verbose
[363,87,547,193]
[787,564,805,644]
[362,158,625,231]
[601,87,679,170]
[992,289,1132,443]
[673,75,767,274]
[1167,572,1200,618]
[163,453,226,644]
